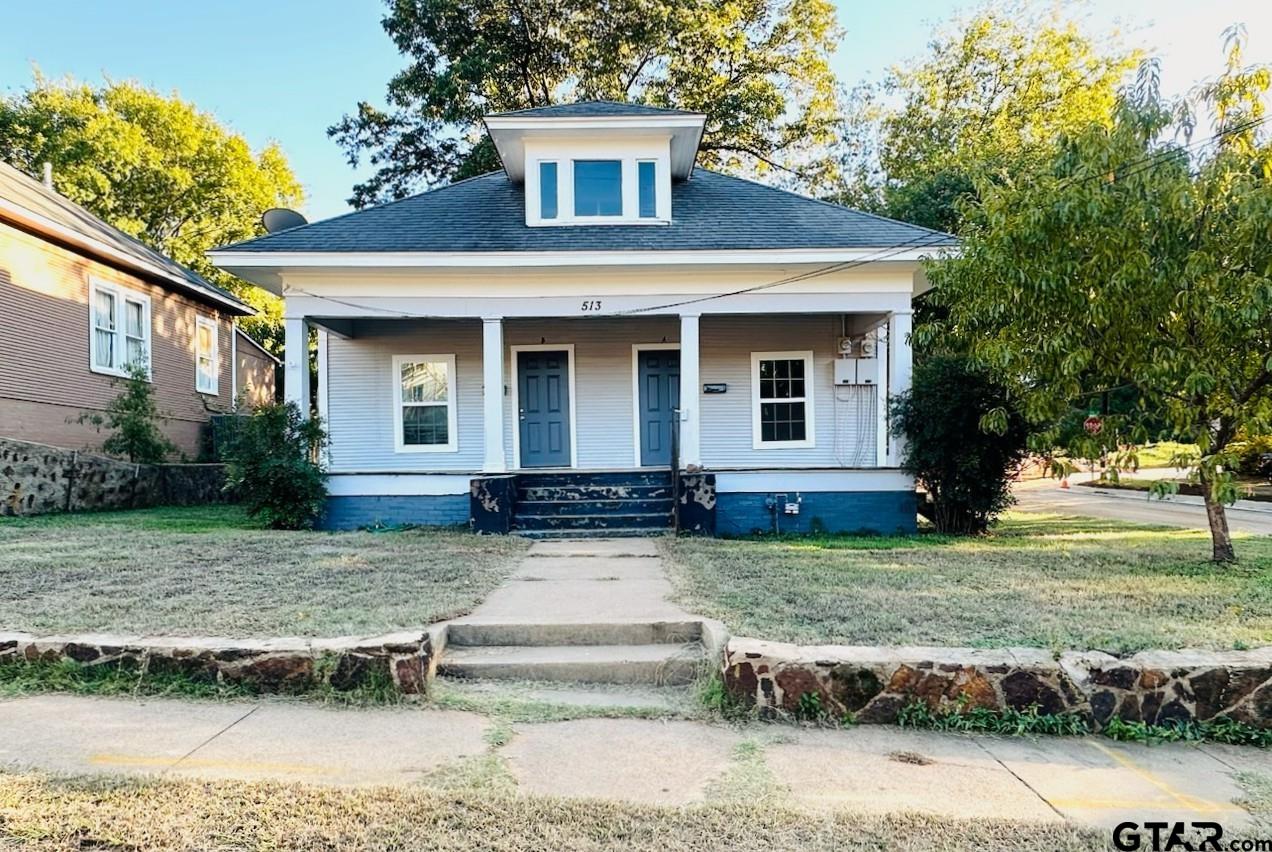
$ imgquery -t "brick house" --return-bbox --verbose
[0,161,276,458]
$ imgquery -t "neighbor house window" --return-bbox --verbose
[638,161,657,218]
[195,315,219,395]
[573,159,622,216]
[393,354,458,452]
[751,351,815,449]
[89,277,151,377]
[539,161,558,219]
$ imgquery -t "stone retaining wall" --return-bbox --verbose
[723,638,1272,728]
[0,628,444,696]
[1,437,229,516]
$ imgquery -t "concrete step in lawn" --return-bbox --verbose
[447,619,704,647]
[438,643,704,686]
[511,528,672,540]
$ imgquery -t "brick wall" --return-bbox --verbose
[320,495,470,530]
[715,490,917,536]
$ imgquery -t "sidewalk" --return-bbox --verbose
[1,694,1266,832]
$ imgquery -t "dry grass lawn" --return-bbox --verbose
[664,512,1272,653]
[0,771,1108,851]
[0,506,527,637]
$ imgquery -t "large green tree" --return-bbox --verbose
[919,34,1272,562]
[839,6,1137,233]
[331,0,842,207]
[0,75,304,354]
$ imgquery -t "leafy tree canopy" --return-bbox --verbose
[0,75,304,354]
[919,31,1272,561]
[839,5,1137,232]
[330,0,843,207]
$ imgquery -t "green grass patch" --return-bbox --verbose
[0,505,527,637]
[896,700,1091,737]
[664,511,1272,652]
[1103,716,1272,747]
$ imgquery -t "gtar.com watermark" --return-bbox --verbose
[1113,821,1272,851]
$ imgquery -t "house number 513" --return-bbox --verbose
[580,299,602,312]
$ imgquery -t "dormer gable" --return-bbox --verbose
[484,101,706,227]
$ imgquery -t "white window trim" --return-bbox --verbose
[392,354,459,453]
[526,155,670,227]
[195,315,220,396]
[751,350,816,450]
[88,277,152,379]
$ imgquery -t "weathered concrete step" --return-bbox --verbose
[512,528,670,540]
[514,498,673,516]
[438,643,703,685]
[447,620,704,647]
[516,471,673,488]
[519,484,673,501]
[514,512,672,531]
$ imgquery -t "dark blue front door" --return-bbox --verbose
[518,350,571,468]
[638,349,680,467]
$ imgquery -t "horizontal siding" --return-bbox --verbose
[699,315,877,468]
[235,343,276,409]
[0,221,233,455]
[502,317,678,468]
[326,319,484,471]
[322,314,878,472]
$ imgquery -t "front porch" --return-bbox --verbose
[288,306,917,535]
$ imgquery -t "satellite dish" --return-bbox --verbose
[262,208,308,233]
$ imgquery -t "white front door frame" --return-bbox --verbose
[510,342,579,470]
[630,342,681,468]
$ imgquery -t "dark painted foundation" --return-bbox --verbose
[321,495,469,530]
[715,490,917,537]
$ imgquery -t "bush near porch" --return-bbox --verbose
[0,506,527,637]
[663,513,1272,654]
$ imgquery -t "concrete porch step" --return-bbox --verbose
[438,643,703,685]
[513,512,672,531]
[515,471,673,488]
[518,484,673,501]
[511,528,672,539]
[514,498,674,516]
[447,619,704,647]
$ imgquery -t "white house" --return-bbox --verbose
[210,102,952,536]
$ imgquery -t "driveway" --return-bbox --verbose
[1013,478,1272,535]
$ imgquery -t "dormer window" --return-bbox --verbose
[638,161,657,218]
[573,160,622,216]
[539,162,558,219]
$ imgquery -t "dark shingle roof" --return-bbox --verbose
[0,161,250,313]
[487,100,702,118]
[219,170,955,255]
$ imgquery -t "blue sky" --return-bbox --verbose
[1,1,1267,220]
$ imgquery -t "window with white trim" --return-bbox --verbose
[89,278,151,377]
[195,315,219,395]
[393,354,458,452]
[751,351,815,448]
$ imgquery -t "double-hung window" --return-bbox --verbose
[195,315,219,395]
[89,278,151,377]
[393,354,458,452]
[752,351,815,449]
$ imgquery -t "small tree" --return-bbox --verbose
[920,34,1272,561]
[892,356,1029,534]
[224,402,327,530]
[79,362,175,463]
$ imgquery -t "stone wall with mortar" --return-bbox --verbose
[723,638,1272,728]
[0,628,445,696]
[1,437,228,516]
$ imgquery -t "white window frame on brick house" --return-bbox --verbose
[88,277,151,379]
[195,314,219,395]
[392,354,458,453]
[751,350,816,449]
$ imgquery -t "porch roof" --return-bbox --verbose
[213,169,955,256]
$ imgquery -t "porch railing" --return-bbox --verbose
[670,410,681,533]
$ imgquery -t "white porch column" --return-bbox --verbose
[678,313,702,468]
[481,317,507,472]
[886,309,913,466]
[283,315,311,418]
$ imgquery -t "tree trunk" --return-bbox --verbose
[1198,467,1236,562]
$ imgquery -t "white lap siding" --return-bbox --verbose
[699,315,877,468]
[325,319,484,471]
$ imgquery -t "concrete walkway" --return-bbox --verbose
[453,537,696,624]
[1,694,1267,832]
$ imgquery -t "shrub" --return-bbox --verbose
[224,402,327,529]
[77,362,176,463]
[891,355,1029,534]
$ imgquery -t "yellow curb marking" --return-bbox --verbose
[89,754,334,776]
[1050,798,1245,812]
[1086,741,1228,814]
